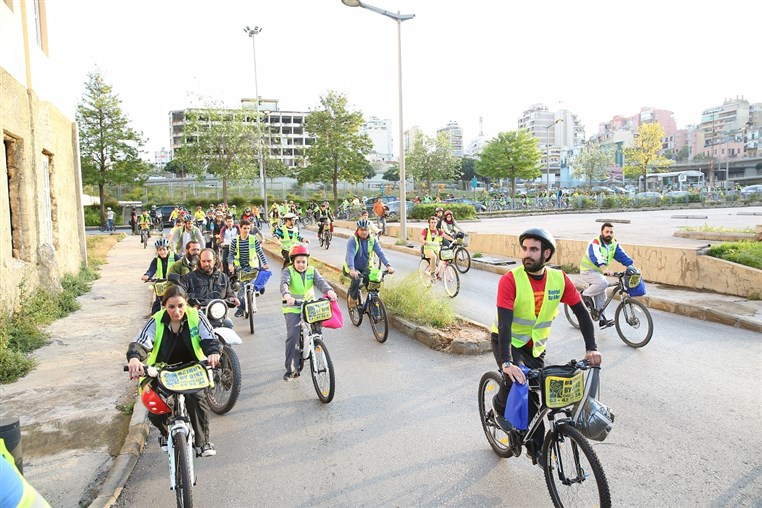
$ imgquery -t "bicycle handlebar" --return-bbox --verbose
[144,278,167,283]
[525,359,593,380]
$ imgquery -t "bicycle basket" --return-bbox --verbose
[626,278,646,297]
[543,366,585,408]
[368,268,383,283]
[576,396,615,442]
[303,299,333,324]
[239,269,257,283]
[457,235,470,247]
[439,247,455,261]
[153,281,169,297]
[158,364,210,393]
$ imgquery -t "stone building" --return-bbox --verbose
[1,0,87,308]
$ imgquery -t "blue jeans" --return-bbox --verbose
[107,219,114,231]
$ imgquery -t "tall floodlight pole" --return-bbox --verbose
[545,118,563,190]
[244,26,268,213]
[341,0,414,242]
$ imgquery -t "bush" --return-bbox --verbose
[411,203,475,220]
[381,273,455,328]
[707,241,762,270]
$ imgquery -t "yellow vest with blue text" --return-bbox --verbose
[283,266,315,314]
[146,308,205,365]
[343,236,375,272]
[423,228,442,253]
[491,266,565,357]
[233,235,261,269]
[579,237,618,273]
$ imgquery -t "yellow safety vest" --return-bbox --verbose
[423,228,442,253]
[233,235,261,269]
[146,308,205,365]
[283,266,315,314]
[155,256,175,279]
[343,236,375,272]
[0,438,51,508]
[491,266,565,357]
[580,237,618,273]
[279,227,299,252]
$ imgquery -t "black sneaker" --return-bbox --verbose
[234,309,244,318]
[526,443,545,468]
[200,442,216,457]
[491,396,513,433]
[599,317,615,329]
[283,371,292,381]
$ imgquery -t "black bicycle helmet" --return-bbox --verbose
[519,227,556,262]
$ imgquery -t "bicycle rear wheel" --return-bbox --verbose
[173,432,194,508]
[368,295,388,343]
[442,264,460,298]
[543,424,611,508]
[615,298,653,348]
[310,338,335,403]
[454,247,471,273]
[318,229,324,247]
[564,303,580,330]
[478,371,513,458]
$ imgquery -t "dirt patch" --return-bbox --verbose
[441,319,491,353]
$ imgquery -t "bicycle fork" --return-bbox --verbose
[167,418,196,490]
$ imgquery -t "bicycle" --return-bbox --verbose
[451,232,471,274]
[234,267,262,335]
[317,220,333,249]
[563,270,653,348]
[347,269,390,343]
[417,247,460,298]
[284,298,336,403]
[139,225,150,249]
[153,214,164,232]
[478,359,613,508]
[125,360,214,508]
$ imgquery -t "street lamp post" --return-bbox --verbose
[244,26,268,214]
[545,118,563,190]
[341,0,414,242]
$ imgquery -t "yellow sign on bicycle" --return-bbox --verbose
[159,364,210,392]
[304,299,332,324]
[544,371,584,408]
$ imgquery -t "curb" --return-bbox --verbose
[88,400,149,508]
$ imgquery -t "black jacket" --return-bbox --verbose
[179,268,236,303]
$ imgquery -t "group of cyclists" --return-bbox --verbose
[126,195,636,475]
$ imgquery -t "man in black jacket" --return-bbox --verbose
[180,248,238,307]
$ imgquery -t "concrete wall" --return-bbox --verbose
[382,223,762,299]
[1,66,86,309]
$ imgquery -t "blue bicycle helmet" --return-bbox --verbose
[154,238,169,249]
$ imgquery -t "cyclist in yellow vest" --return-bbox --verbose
[141,238,182,313]
[274,213,308,268]
[490,228,601,464]
[126,285,222,457]
[579,221,635,328]
[419,215,454,277]
[345,219,395,310]
[227,219,269,317]
[280,245,337,381]
[0,437,51,507]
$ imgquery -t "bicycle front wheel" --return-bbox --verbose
[442,264,460,298]
[543,424,611,508]
[418,259,433,288]
[615,298,653,348]
[478,371,513,458]
[247,290,255,335]
[563,303,581,330]
[173,431,194,508]
[310,338,335,403]
[454,247,471,274]
[347,290,363,326]
[368,295,389,343]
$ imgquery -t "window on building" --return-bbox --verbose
[41,151,54,245]
[32,0,48,53]
[4,135,23,260]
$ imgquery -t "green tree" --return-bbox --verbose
[475,130,541,198]
[623,123,673,190]
[76,70,146,226]
[301,91,372,210]
[383,166,399,182]
[571,143,613,189]
[176,102,260,205]
[405,131,462,193]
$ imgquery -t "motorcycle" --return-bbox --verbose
[190,293,242,415]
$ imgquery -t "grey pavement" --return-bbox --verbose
[0,207,760,507]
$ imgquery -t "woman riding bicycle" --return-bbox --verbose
[420,216,453,276]
[126,284,221,457]
[440,209,465,247]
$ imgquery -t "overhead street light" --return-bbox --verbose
[545,118,563,190]
[244,25,268,214]
[341,0,415,242]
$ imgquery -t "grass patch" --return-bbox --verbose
[380,273,455,329]
[0,235,123,384]
[707,241,762,270]
[472,252,483,259]
[558,263,580,274]
[680,224,754,233]
[395,239,408,246]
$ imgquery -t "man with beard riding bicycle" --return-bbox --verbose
[180,248,239,311]
[345,219,395,310]
[491,228,601,465]
[168,241,202,283]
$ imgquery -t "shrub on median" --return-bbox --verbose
[707,241,762,270]
[380,273,455,329]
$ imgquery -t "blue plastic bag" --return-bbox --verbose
[253,269,272,292]
[505,365,530,430]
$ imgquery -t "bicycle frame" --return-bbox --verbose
[585,273,627,318]
[166,394,196,491]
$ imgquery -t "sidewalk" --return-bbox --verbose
[1,225,760,508]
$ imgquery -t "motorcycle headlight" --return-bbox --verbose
[208,301,227,320]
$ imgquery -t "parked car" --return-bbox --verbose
[634,192,662,204]
[157,205,187,228]
[740,185,762,200]
[443,197,487,213]
[383,200,413,220]
[364,195,399,214]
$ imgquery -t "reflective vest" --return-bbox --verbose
[155,256,175,279]
[491,267,565,358]
[233,235,261,269]
[279,227,300,252]
[146,308,205,365]
[580,237,618,273]
[423,228,443,253]
[0,438,51,508]
[343,235,375,272]
[283,266,315,314]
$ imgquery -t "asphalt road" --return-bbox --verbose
[114,247,762,507]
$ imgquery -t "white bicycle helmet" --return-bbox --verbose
[154,238,169,249]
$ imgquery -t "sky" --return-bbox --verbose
[45,0,762,160]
